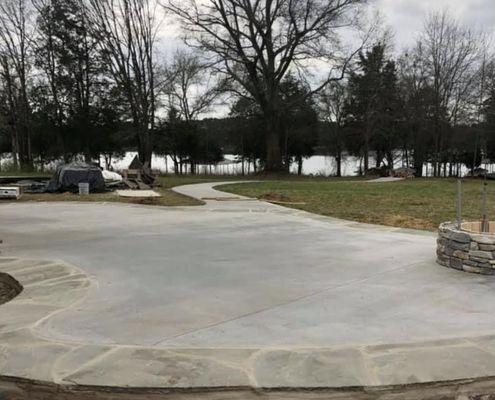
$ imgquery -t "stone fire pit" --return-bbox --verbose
[437,222,495,275]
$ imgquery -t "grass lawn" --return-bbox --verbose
[14,188,202,207]
[219,179,495,231]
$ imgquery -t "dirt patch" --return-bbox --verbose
[259,192,292,202]
[0,272,23,305]
[382,214,434,231]
[123,197,163,206]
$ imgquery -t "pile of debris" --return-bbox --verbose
[391,167,416,178]
[0,156,159,198]
[118,156,157,190]
[47,162,106,193]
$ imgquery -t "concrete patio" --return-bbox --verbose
[2,182,495,397]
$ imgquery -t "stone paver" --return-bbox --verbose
[1,182,495,391]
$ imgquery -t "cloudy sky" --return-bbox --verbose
[160,0,494,56]
[157,0,494,118]
[373,0,495,50]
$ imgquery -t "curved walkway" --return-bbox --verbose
[1,182,495,394]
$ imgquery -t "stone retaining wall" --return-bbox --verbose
[437,222,495,275]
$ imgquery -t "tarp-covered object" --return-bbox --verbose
[47,162,105,193]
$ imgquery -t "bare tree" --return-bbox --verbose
[163,0,367,172]
[0,0,35,170]
[163,49,224,122]
[417,10,486,176]
[86,0,160,166]
[470,54,492,173]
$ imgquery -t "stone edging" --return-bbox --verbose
[437,222,495,275]
[5,257,495,390]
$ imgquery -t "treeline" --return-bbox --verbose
[0,0,494,176]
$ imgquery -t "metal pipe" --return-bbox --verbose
[456,179,462,229]
[482,181,489,233]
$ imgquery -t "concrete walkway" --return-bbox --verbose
[1,182,495,394]
[366,177,405,183]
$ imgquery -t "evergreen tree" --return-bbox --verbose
[34,0,114,162]
[344,44,401,173]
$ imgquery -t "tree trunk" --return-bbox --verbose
[11,133,18,170]
[336,150,342,177]
[375,151,382,168]
[414,157,424,178]
[363,150,369,175]
[297,156,303,176]
[386,151,394,169]
[264,118,283,173]
[137,124,153,167]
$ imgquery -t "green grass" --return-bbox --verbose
[14,189,202,207]
[219,178,494,231]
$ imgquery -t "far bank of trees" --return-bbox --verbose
[0,1,494,177]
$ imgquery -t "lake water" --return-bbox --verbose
[110,152,477,177]
[0,152,481,177]
[110,153,363,176]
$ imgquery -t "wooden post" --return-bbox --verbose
[482,181,489,233]
[456,179,462,229]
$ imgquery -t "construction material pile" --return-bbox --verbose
[0,156,158,197]
[118,156,157,190]
[47,162,106,193]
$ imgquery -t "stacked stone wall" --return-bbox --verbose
[437,222,495,275]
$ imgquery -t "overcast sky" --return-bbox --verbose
[160,0,495,57]
[157,0,494,118]
[373,0,495,50]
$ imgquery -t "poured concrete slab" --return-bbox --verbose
[366,177,405,183]
[2,182,495,392]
